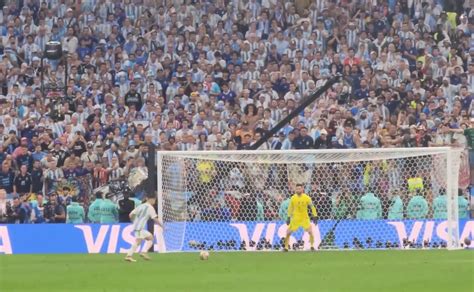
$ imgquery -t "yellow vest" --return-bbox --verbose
[407,177,424,192]
[447,12,457,30]
[197,161,214,183]
[417,55,425,65]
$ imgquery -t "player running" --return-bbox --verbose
[125,196,164,262]
[284,183,318,252]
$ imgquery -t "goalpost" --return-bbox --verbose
[156,147,463,252]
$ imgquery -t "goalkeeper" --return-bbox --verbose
[284,184,318,252]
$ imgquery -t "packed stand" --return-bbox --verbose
[0,0,472,224]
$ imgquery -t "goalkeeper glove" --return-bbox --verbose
[312,217,318,225]
[286,218,291,225]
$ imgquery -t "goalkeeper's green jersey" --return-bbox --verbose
[388,196,404,220]
[407,195,428,219]
[458,196,469,219]
[356,193,382,219]
[433,195,447,219]
[100,199,118,224]
[66,202,85,224]
[88,198,103,223]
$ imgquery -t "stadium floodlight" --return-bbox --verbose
[156,147,462,252]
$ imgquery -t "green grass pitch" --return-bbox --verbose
[1,250,473,292]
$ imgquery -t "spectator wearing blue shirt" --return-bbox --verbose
[402,39,418,71]
[218,84,237,106]
[274,77,290,95]
[273,32,289,55]
[77,38,92,61]
[135,49,148,66]
[372,11,387,34]
[21,120,37,141]
[30,194,46,223]
[353,79,370,100]
[293,127,314,149]
[32,145,47,162]
[16,146,33,172]
[449,66,462,85]
[282,131,296,150]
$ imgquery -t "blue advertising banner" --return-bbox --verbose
[0,220,472,254]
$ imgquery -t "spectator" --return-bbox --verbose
[314,129,330,149]
[294,126,313,149]
[0,0,470,225]
[30,194,47,224]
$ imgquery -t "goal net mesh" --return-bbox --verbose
[157,148,461,252]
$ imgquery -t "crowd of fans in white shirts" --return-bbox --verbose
[0,0,472,223]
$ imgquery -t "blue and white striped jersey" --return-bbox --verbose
[130,202,157,231]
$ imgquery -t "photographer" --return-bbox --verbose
[118,191,135,223]
[44,193,66,223]
[7,196,29,224]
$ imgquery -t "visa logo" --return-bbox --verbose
[74,224,166,254]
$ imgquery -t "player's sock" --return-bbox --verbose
[284,235,290,250]
[127,241,140,257]
[309,234,314,247]
[142,240,153,253]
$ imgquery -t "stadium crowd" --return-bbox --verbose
[0,0,472,224]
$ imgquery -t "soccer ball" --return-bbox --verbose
[200,251,209,260]
[464,237,471,247]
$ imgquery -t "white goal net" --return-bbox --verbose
[157,148,463,252]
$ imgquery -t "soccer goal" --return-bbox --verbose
[157,147,463,252]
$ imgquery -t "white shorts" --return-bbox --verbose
[134,230,152,240]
